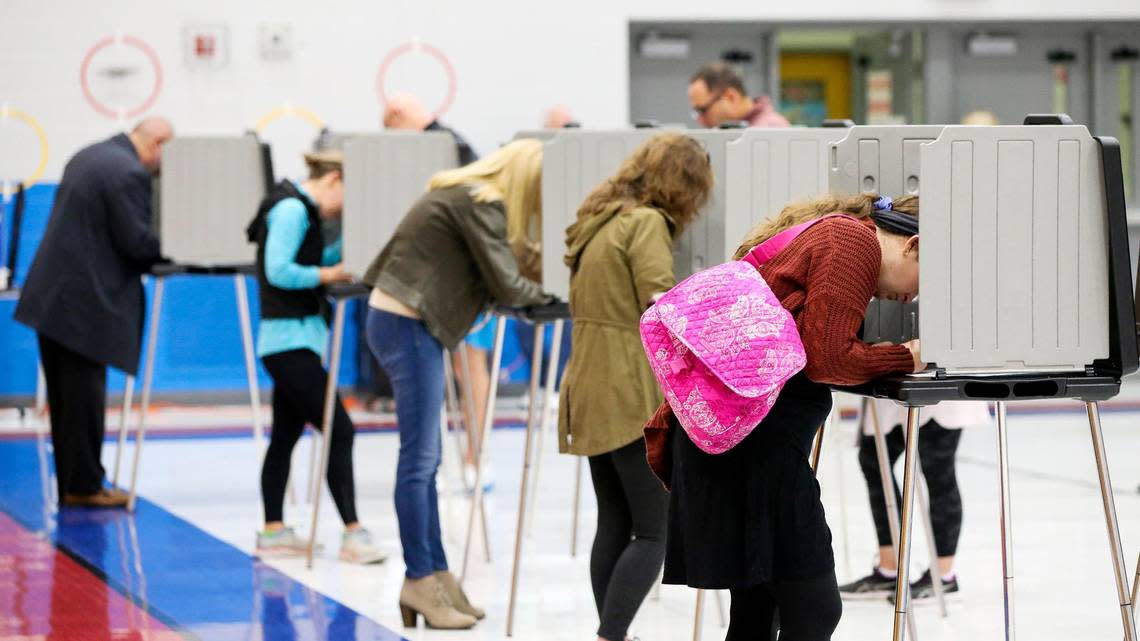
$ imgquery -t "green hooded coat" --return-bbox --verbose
[557,203,678,457]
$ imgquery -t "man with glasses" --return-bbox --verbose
[688,62,789,128]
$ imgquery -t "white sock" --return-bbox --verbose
[876,566,898,579]
[941,571,956,583]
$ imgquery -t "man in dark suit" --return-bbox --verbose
[15,117,173,508]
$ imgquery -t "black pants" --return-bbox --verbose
[726,572,842,641]
[858,419,963,557]
[588,438,668,641]
[38,333,107,499]
[260,349,358,525]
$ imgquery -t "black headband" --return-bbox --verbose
[870,209,919,237]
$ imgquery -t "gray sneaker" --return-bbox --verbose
[255,527,316,557]
[340,528,388,565]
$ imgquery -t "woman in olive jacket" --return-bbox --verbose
[558,133,714,641]
[362,139,552,630]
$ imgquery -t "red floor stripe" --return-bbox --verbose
[0,513,180,641]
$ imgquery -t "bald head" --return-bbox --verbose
[383,93,432,131]
[543,106,575,129]
[129,116,174,175]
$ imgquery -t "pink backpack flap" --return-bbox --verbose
[639,214,854,454]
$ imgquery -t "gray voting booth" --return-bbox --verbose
[843,119,1138,641]
[341,132,458,275]
[124,135,272,511]
[159,135,269,266]
[919,124,1110,373]
[540,129,659,299]
[829,125,947,343]
[724,128,850,262]
[675,130,743,279]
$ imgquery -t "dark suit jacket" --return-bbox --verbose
[14,133,162,374]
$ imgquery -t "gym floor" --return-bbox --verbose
[1,393,1137,641]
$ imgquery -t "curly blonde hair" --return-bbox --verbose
[575,133,714,235]
[732,193,919,259]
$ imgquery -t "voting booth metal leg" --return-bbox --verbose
[112,375,134,489]
[461,315,508,583]
[835,395,851,577]
[505,321,547,637]
[442,351,470,490]
[233,274,264,444]
[995,402,1016,640]
[869,402,923,640]
[454,343,493,563]
[1084,402,1138,641]
[127,276,165,513]
[692,589,706,641]
[890,406,922,641]
[526,320,565,543]
[35,361,47,415]
[571,456,583,557]
[810,416,826,472]
[306,299,347,570]
[1132,550,1139,617]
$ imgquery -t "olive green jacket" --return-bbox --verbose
[362,185,550,349]
[558,204,677,457]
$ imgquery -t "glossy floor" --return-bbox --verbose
[1,398,1138,641]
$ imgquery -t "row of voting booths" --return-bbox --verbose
[122,116,1137,640]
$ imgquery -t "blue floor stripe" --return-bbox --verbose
[0,439,405,641]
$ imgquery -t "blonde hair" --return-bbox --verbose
[303,150,343,179]
[428,138,544,257]
[575,133,714,235]
[732,193,919,259]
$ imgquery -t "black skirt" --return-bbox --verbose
[663,372,835,589]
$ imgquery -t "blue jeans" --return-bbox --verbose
[366,308,448,578]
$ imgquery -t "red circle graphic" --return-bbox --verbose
[79,34,164,120]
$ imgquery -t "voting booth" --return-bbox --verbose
[159,135,270,266]
[341,132,458,275]
[844,117,1138,641]
[724,127,850,262]
[674,129,744,279]
[123,135,274,511]
[829,125,947,344]
[539,129,660,299]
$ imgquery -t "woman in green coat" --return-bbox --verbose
[558,132,714,641]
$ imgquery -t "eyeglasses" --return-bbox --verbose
[690,90,726,121]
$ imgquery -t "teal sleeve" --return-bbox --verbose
[265,200,322,290]
[322,238,342,266]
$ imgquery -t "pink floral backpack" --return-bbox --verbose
[639,215,851,454]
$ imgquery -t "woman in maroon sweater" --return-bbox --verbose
[647,193,923,640]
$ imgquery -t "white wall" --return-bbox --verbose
[4,0,1140,181]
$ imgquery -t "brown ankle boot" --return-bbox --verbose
[399,575,477,630]
[434,570,486,620]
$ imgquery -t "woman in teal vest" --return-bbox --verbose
[246,151,384,565]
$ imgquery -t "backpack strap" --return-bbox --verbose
[741,214,857,269]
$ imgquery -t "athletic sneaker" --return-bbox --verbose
[839,567,897,599]
[255,527,316,557]
[339,528,388,565]
[889,570,959,603]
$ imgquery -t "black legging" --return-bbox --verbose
[588,438,668,641]
[857,419,963,557]
[727,572,842,641]
[260,349,358,525]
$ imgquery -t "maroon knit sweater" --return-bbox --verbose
[645,216,915,485]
